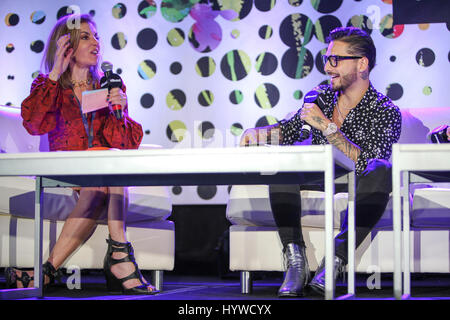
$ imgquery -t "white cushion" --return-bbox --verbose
[0,176,77,220]
[0,176,172,224]
[0,105,47,153]
[126,185,172,223]
[411,187,450,229]
[229,226,450,273]
[0,214,175,270]
[226,185,348,229]
[226,185,414,231]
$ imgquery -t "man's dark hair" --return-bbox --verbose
[326,27,376,72]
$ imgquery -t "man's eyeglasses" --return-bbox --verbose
[322,55,363,67]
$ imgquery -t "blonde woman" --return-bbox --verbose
[6,14,158,295]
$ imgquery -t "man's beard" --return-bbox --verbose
[330,70,358,91]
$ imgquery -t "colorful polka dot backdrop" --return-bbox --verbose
[0,0,448,204]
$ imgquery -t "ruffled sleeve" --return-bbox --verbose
[101,85,143,149]
[102,112,143,149]
[21,73,60,136]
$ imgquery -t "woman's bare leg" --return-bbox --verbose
[13,187,107,288]
[106,186,127,242]
[106,187,154,291]
[47,187,108,269]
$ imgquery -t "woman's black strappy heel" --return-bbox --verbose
[103,236,159,295]
[5,261,59,290]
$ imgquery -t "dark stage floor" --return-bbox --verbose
[1,269,450,301]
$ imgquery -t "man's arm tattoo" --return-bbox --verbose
[312,116,326,131]
[326,131,361,162]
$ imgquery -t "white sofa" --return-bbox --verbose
[0,105,175,290]
[226,107,450,292]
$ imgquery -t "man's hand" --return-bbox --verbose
[300,103,361,162]
[299,103,331,132]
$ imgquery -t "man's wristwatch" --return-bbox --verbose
[323,122,338,137]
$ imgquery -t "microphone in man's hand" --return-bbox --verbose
[100,61,123,120]
[428,125,449,144]
[299,88,327,141]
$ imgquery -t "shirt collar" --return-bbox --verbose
[332,81,377,109]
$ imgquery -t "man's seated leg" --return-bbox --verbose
[269,184,310,297]
[310,159,392,295]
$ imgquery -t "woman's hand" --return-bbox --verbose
[240,128,261,146]
[107,88,127,108]
[49,34,74,81]
[239,126,280,146]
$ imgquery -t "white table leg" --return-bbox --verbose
[402,171,411,299]
[347,171,356,296]
[392,165,402,300]
[324,150,335,300]
[34,177,44,297]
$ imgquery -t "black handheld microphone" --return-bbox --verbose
[100,61,123,120]
[428,125,449,144]
[299,88,327,141]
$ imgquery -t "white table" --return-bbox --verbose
[392,143,450,300]
[0,145,355,300]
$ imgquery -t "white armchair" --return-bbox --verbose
[226,107,450,293]
[0,105,175,291]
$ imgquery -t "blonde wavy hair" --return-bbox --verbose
[41,13,102,89]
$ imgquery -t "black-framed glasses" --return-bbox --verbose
[322,55,363,67]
